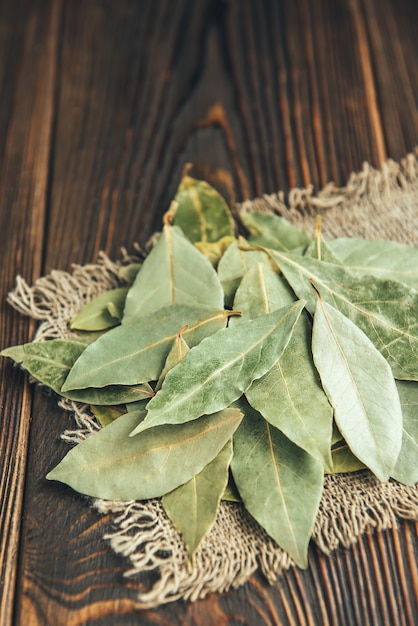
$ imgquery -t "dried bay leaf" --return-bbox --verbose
[63,305,228,392]
[222,475,241,502]
[331,421,343,446]
[328,442,366,474]
[391,381,418,486]
[91,405,127,428]
[231,398,323,568]
[312,299,403,481]
[230,262,296,325]
[217,238,271,307]
[155,329,190,392]
[240,211,312,252]
[62,305,229,391]
[47,408,243,501]
[162,439,233,562]
[69,330,108,345]
[194,235,235,267]
[304,236,343,264]
[2,339,86,395]
[328,237,418,289]
[230,262,332,468]
[132,300,305,436]
[267,249,418,380]
[70,288,128,331]
[123,225,224,323]
[1,339,155,405]
[173,175,235,243]
[68,384,154,405]
[246,313,333,470]
[118,263,141,284]
[125,399,149,414]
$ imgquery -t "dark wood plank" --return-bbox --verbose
[0,0,417,624]
[0,1,60,624]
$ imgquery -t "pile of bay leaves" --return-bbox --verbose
[3,175,418,569]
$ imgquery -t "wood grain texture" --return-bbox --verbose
[0,0,417,624]
[0,1,60,623]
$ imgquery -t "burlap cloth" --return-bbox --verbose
[8,151,418,608]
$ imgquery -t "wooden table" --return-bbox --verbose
[1,1,417,624]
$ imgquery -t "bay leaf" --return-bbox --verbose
[194,235,235,267]
[1,339,155,405]
[266,249,418,380]
[70,288,128,331]
[91,405,126,428]
[230,262,332,468]
[68,383,154,405]
[155,329,190,392]
[131,300,305,436]
[70,330,108,345]
[2,340,87,394]
[125,399,149,413]
[239,211,312,252]
[246,313,333,469]
[46,408,243,501]
[230,398,323,568]
[304,236,343,264]
[312,299,403,481]
[328,237,418,289]
[331,421,343,446]
[173,175,235,243]
[162,439,233,562]
[62,305,229,391]
[328,442,366,474]
[122,225,224,323]
[118,263,142,284]
[222,475,241,502]
[230,262,296,325]
[217,238,271,307]
[391,380,418,486]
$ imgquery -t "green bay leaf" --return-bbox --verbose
[328,442,366,474]
[240,211,312,252]
[46,408,242,501]
[132,300,305,436]
[62,305,229,391]
[125,399,149,413]
[229,262,332,468]
[1,339,155,405]
[231,262,296,324]
[2,340,87,394]
[173,175,235,243]
[217,238,270,307]
[123,225,224,322]
[70,288,128,331]
[246,313,333,470]
[391,380,418,485]
[91,405,127,428]
[67,383,154,405]
[222,475,241,502]
[194,235,235,267]
[118,263,141,284]
[162,439,233,562]
[304,236,343,264]
[312,300,403,481]
[231,398,323,568]
[267,249,418,380]
[155,330,190,392]
[328,237,418,289]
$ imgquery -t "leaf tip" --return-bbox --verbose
[1,345,25,362]
[163,201,178,227]
[181,162,193,180]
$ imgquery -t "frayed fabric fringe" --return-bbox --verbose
[7,151,418,608]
